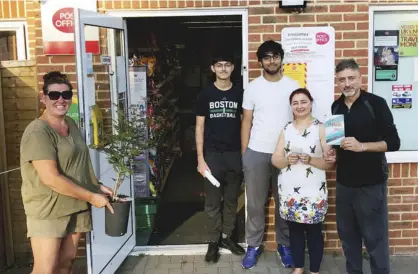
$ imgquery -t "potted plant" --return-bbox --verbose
[92,105,147,237]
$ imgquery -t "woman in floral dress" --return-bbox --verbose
[272,88,334,274]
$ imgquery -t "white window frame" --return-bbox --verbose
[368,4,418,164]
[0,20,29,60]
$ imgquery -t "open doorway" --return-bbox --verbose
[125,14,246,246]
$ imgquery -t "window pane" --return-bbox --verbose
[0,31,17,61]
[373,10,418,151]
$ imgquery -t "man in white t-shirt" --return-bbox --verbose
[241,40,300,270]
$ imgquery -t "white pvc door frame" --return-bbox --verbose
[74,8,135,274]
[107,8,249,256]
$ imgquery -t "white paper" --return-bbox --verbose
[204,170,220,188]
[86,53,93,75]
[282,27,335,122]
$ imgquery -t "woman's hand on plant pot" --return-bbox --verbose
[90,193,114,214]
[99,184,114,197]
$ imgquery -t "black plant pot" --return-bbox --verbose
[105,199,132,237]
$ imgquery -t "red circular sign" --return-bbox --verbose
[52,7,74,33]
[316,32,330,45]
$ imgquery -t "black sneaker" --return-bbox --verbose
[219,236,245,255]
[205,242,220,263]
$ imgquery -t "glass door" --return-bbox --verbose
[73,9,135,274]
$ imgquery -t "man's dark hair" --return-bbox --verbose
[211,51,234,65]
[335,59,360,73]
[256,40,284,62]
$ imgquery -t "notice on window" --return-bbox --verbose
[374,30,399,66]
[375,65,398,81]
[399,21,418,57]
[283,63,307,88]
[282,27,335,122]
[392,84,413,109]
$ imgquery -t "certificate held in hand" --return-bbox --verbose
[324,115,345,145]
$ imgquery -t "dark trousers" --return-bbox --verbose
[204,151,242,242]
[288,221,324,272]
[336,183,390,274]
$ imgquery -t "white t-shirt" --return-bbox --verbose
[242,75,300,153]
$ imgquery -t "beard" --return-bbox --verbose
[263,64,281,75]
[342,88,357,97]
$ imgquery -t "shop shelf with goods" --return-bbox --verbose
[128,45,184,240]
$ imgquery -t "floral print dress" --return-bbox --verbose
[278,119,328,224]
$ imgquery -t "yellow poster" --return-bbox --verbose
[399,21,418,56]
[283,63,307,88]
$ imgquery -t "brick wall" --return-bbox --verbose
[0,0,416,264]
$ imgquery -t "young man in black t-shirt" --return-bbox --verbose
[196,53,245,263]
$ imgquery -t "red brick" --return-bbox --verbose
[357,22,369,30]
[249,25,275,33]
[64,65,77,73]
[390,187,415,195]
[389,204,413,212]
[263,15,288,24]
[305,5,329,13]
[343,49,368,57]
[402,164,410,178]
[324,240,337,248]
[330,4,355,13]
[402,195,418,203]
[51,56,76,64]
[249,16,261,24]
[249,7,275,15]
[410,163,418,177]
[403,178,418,186]
[389,213,401,221]
[289,15,315,23]
[263,34,281,41]
[389,230,402,238]
[330,23,356,31]
[343,32,368,40]
[356,40,369,48]
[249,70,261,78]
[249,34,261,43]
[402,213,418,221]
[389,221,413,229]
[37,65,64,73]
[402,230,418,238]
[357,4,369,12]
[388,196,402,204]
[388,179,402,187]
[344,14,369,21]
[195,1,202,8]
[316,14,342,22]
[390,238,413,246]
[393,164,402,178]
[326,232,339,240]
[276,24,300,33]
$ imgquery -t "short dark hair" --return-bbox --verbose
[211,51,234,65]
[256,40,284,62]
[289,88,314,104]
[42,71,73,94]
[335,59,360,74]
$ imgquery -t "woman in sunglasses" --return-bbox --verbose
[20,71,114,274]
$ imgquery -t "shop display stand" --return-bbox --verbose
[129,46,183,245]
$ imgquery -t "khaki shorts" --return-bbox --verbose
[27,210,92,238]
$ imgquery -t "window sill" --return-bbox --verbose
[386,151,418,164]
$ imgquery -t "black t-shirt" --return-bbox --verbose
[196,83,243,152]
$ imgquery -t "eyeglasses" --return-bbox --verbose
[262,54,281,62]
[47,90,73,100]
[214,62,233,69]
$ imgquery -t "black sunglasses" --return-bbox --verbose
[47,90,73,100]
